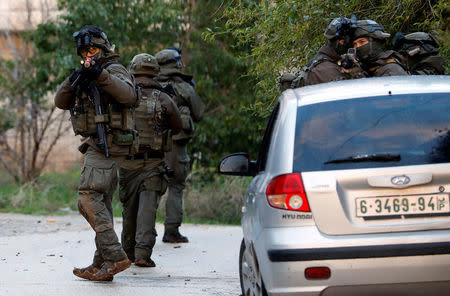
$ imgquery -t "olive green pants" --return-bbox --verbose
[164,140,190,232]
[119,160,166,260]
[78,147,128,267]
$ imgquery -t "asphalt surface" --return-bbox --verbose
[0,213,242,296]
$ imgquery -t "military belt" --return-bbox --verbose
[127,151,164,160]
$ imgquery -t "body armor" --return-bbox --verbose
[157,77,195,140]
[70,61,137,148]
[134,86,172,152]
[393,32,445,75]
[155,48,204,141]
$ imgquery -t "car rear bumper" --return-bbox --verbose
[255,226,450,295]
[268,241,450,262]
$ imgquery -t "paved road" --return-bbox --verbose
[0,213,242,296]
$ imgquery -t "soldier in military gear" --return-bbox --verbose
[155,48,205,243]
[393,32,446,75]
[291,16,362,88]
[120,53,182,267]
[54,25,136,281]
[352,20,408,77]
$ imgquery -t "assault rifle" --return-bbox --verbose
[70,58,110,158]
[88,81,110,158]
[338,48,358,69]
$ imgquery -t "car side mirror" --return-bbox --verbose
[218,153,257,176]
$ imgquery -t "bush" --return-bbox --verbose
[157,168,250,225]
[0,167,80,215]
[0,167,249,225]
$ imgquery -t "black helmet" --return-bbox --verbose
[353,20,391,40]
[73,25,115,55]
[393,32,439,56]
[323,15,358,40]
[155,48,183,69]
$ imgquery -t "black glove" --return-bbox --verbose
[82,62,103,80]
[69,69,86,89]
[69,69,82,84]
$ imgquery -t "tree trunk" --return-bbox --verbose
[182,0,196,66]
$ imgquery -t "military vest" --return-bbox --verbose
[366,51,407,76]
[134,86,172,152]
[70,62,137,149]
[158,77,195,140]
[408,55,445,75]
[292,54,331,88]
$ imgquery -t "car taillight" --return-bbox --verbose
[266,173,310,212]
[305,267,331,280]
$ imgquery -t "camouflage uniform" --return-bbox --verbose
[352,20,408,77]
[393,32,446,75]
[155,48,205,243]
[291,16,360,88]
[54,26,136,281]
[120,54,182,266]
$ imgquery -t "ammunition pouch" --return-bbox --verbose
[70,104,98,137]
[172,106,194,141]
[108,105,134,131]
[70,93,138,149]
[179,106,194,134]
[78,142,89,154]
[112,130,138,147]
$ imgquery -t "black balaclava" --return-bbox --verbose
[355,37,384,62]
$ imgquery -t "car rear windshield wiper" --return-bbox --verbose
[324,153,401,164]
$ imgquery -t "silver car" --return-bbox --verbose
[219,76,450,296]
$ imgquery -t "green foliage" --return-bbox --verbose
[0,167,80,214]
[219,0,449,113]
[185,0,265,164]
[28,0,266,166]
[29,0,184,98]
[0,167,247,225]
[157,168,250,225]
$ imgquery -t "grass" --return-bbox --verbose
[0,167,80,215]
[0,166,250,225]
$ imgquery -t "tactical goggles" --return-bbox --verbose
[80,46,100,57]
[73,28,109,55]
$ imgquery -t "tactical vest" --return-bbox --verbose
[367,52,407,76]
[292,54,331,88]
[408,55,446,75]
[70,63,138,149]
[134,87,172,152]
[159,79,194,140]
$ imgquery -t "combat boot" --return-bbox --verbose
[134,258,156,267]
[162,229,189,243]
[73,264,113,281]
[90,258,131,281]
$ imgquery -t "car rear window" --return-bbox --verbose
[293,93,450,172]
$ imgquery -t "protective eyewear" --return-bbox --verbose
[81,47,100,57]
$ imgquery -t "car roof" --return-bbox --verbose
[282,76,450,107]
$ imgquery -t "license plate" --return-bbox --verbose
[356,194,450,218]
